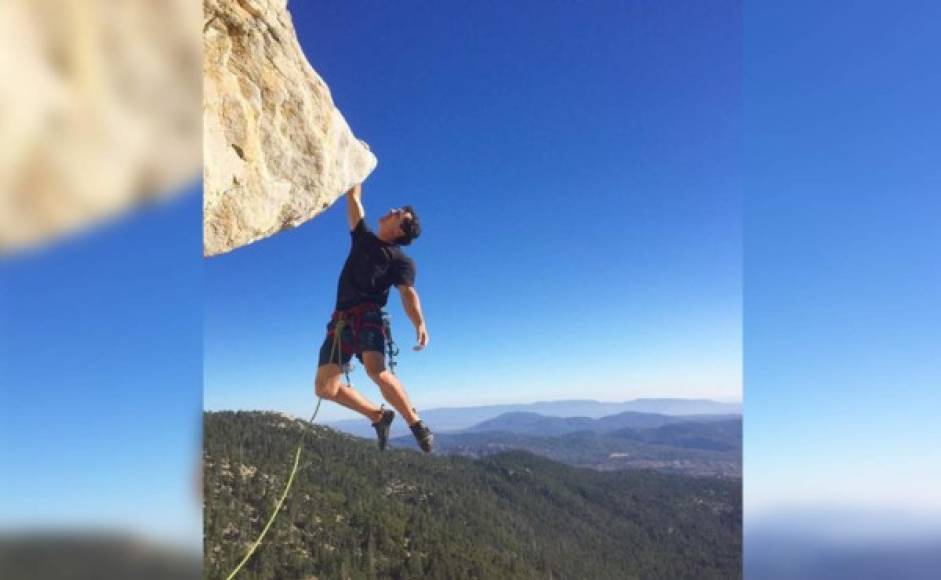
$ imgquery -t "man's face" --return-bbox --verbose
[379,207,412,238]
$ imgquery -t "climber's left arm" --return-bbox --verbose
[398,285,429,351]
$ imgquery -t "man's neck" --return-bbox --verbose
[376,229,397,244]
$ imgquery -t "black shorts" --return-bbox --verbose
[317,309,386,367]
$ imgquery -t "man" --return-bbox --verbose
[314,183,434,453]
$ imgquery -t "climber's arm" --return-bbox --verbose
[398,285,429,351]
[346,183,365,231]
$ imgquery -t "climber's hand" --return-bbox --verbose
[414,324,429,351]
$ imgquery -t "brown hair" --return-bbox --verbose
[396,205,421,246]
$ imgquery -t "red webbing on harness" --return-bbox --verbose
[326,302,385,357]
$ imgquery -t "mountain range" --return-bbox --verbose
[463,410,739,436]
[329,398,741,439]
[392,411,742,478]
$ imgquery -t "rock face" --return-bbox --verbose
[203,0,377,257]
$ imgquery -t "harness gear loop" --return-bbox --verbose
[383,312,400,375]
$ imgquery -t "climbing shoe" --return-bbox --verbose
[409,420,434,453]
[372,407,395,451]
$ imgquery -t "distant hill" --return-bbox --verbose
[329,398,741,439]
[464,412,597,436]
[392,416,742,478]
[204,411,741,579]
[614,419,742,452]
[465,410,740,436]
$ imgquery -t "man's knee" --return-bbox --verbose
[315,369,341,399]
[362,352,388,383]
[366,366,388,384]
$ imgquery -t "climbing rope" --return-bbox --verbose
[332,317,353,385]
[224,398,322,580]
[223,321,348,580]
[223,312,397,579]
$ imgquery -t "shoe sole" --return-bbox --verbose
[373,411,395,451]
[417,435,434,453]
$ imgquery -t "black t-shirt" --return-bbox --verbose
[335,219,416,309]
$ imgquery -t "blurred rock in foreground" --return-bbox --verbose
[0,533,200,580]
[0,0,201,256]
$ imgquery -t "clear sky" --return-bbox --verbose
[1,186,203,546]
[743,1,941,519]
[204,0,744,422]
[0,0,740,550]
[3,1,936,556]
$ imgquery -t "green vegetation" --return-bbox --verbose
[204,411,741,579]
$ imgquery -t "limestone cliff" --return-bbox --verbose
[203,0,377,257]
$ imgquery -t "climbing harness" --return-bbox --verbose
[326,302,384,363]
[327,302,399,375]
[223,305,399,579]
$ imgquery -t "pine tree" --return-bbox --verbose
[366,527,377,580]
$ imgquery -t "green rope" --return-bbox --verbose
[223,397,322,580]
[222,320,350,579]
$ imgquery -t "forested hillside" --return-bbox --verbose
[204,411,741,579]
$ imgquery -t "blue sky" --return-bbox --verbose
[204,0,743,422]
[744,1,941,518]
[3,0,937,558]
[0,187,203,545]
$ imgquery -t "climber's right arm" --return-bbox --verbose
[346,183,365,231]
